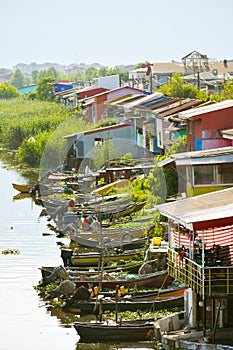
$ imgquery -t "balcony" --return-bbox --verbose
[168,248,233,297]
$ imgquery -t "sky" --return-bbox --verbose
[1,0,233,69]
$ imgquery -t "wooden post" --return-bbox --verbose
[115,285,119,324]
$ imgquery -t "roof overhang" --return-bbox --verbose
[156,187,233,230]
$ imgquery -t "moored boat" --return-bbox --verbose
[69,233,147,250]
[12,183,33,193]
[74,318,155,342]
[61,248,144,267]
[64,294,184,315]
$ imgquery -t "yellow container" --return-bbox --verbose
[153,237,161,246]
[94,286,99,295]
[120,286,125,295]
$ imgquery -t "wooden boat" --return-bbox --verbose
[69,270,174,290]
[38,258,152,286]
[74,318,155,342]
[61,248,144,267]
[69,233,147,250]
[92,178,131,196]
[64,294,184,315]
[98,201,146,221]
[12,183,33,193]
[55,201,146,227]
[98,285,187,301]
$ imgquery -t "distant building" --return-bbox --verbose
[18,84,37,95]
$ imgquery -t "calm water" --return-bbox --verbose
[0,161,156,350]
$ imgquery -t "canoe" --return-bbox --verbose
[64,294,184,315]
[12,183,33,193]
[61,248,144,267]
[74,318,155,342]
[70,233,147,250]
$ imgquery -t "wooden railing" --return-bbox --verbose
[168,248,233,297]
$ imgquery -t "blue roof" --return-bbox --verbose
[18,85,37,95]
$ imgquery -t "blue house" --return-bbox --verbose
[64,123,154,171]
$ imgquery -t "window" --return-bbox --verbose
[94,138,103,147]
[217,163,233,184]
[193,165,214,185]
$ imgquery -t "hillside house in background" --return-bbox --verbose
[131,50,233,94]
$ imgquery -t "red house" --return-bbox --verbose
[178,100,233,151]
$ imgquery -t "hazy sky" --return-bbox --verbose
[1,0,233,69]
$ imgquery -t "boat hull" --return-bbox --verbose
[12,183,32,193]
[65,295,184,315]
[74,320,155,342]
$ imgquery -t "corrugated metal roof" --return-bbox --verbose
[168,146,233,165]
[171,146,233,159]
[123,92,164,109]
[178,100,233,120]
[221,128,233,138]
[156,187,233,229]
[158,99,204,118]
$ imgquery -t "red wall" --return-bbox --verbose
[187,106,233,151]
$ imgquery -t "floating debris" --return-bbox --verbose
[2,249,20,255]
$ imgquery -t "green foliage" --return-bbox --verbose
[121,153,133,162]
[16,131,52,167]
[9,68,25,88]
[146,164,167,207]
[134,62,143,69]
[157,73,208,101]
[94,118,118,128]
[36,77,56,101]
[98,66,107,77]
[166,135,187,156]
[92,138,121,170]
[219,81,233,100]
[2,248,20,255]
[31,70,39,84]
[0,98,71,150]
[37,67,60,80]
[132,178,149,202]
[0,83,20,99]
[84,66,98,81]
[39,116,90,172]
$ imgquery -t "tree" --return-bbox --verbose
[37,67,60,80]
[9,68,25,88]
[134,62,143,69]
[92,138,121,170]
[157,73,208,101]
[98,66,107,77]
[219,81,233,100]
[84,66,98,82]
[36,77,56,101]
[147,136,187,205]
[0,83,20,99]
[31,70,39,84]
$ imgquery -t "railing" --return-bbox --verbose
[168,248,233,297]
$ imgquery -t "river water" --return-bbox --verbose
[0,161,156,350]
